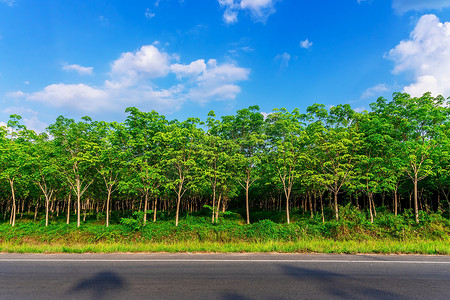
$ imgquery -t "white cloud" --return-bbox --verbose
[145,8,155,19]
[218,0,280,24]
[171,59,207,79]
[386,14,450,97]
[110,45,170,83]
[10,44,249,113]
[274,52,291,68]
[361,83,389,99]
[300,38,313,49]
[392,0,450,14]
[27,84,110,111]
[1,0,15,7]
[173,58,250,103]
[62,63,93,75]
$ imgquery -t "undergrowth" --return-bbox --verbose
[0,205,448,254]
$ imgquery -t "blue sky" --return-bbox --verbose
[1,0,450,131]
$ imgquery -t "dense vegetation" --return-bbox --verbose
[0,92,449,235]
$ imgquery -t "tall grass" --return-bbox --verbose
[0,205,448,254]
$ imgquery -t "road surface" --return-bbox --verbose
[0,253,449,299]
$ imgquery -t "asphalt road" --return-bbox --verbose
[0,253,449,300]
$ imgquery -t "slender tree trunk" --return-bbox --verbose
[67,194,71,225]
[10,179,16,227]
[45,195,50,227]
[284,187,291,224]
[153,196,158,222]
[212,186,216,223]
[414,175,419,223]
[175,183,183,226]
[334,191,339,221]
[34,202,39,221]
[106,189,111,227]
[308,193,313,219]
[245,177,250,224]
[143,191,148,226]
[215,193,222,223]
[77,187,81,228]
[369,193,374,223]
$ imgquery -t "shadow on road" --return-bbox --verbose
[281,264,404,299]
[221,292,252,300]
[67,271,127,299]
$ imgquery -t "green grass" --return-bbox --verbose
[0,206,449,254]
[1,239,449,254]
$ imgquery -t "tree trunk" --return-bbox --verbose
[285,188,291,224]
[45,195,50,227]
[308,193,313,219]
[369,193,374,223]
[153,196,158,223]
[414,176,419,223]
[245,178,250,224]
[215,193,222,223]
[106,189,111,227]
[334,192,339,221]
[175,193,181,227]
[143,191,148,226]
[10,179,16,227]
[212,186,216,223]
[67,194,71,225]
[34,202,39,221]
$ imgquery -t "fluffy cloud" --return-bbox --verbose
[62,63,93,75]
[361,83,389,99]
[172,58,250,103]
[386,14,450,97]
[299,39,313,49]
[218,0,280,24]
[111,45,171,80]
[392,0,450,13]
[27,84,110,111]
[10,44,249,113]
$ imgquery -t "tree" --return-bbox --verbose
[156,118,201,226]
[199,111,238,223]
[27,132,60,226]
[123,108,167,225]
[221,106,264,224]
[371,92,449,222]
[305,104,362,220]
[265,108,307,223]
[0,115,30,226]
[88,121,126,227]
[48,116,95,227]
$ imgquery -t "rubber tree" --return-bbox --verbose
[221,106,264,224]
[27,131,60,226]
[265,108,308,224]
[371,92,449,222]
[199,111,238,223]
[122,107,167,225]
[155,118,201,226]
[305,104,362,220]
[88,121,127,227]
[48,116,95,227]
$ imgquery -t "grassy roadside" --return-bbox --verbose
[1,239,449,254]
[0,206,449,254]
